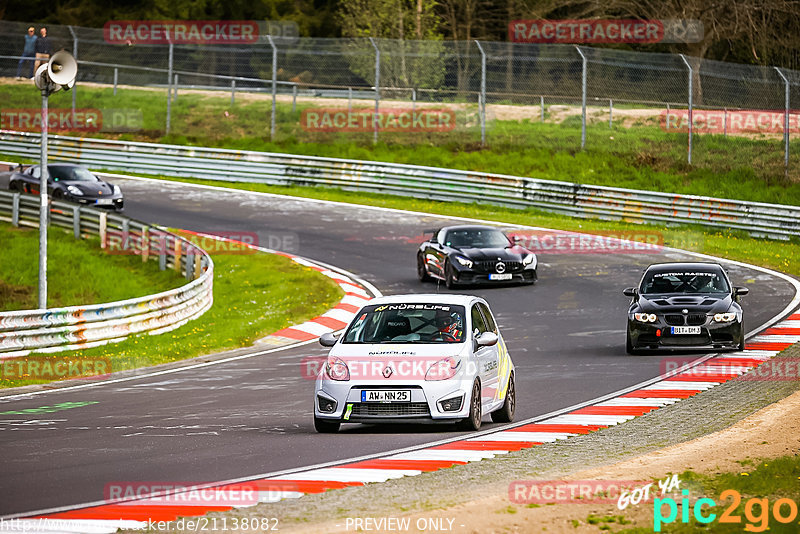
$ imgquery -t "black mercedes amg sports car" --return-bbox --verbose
[5,163,124,211]
[623,262,749,354]
[417,225,538,288]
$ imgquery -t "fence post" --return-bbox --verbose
[11,193,20,227]
[166,42,173,135]
[348,87,353,114]
[68,26,77,124]
[609,99,613,128]
[267,35,278,140]
[540,96,544,122]
[412,88,416,113]
[575,46,587,150]
[231,79,236,105]
[173,74,178,100]
[666,103,670,129]
[475,40,487,147]
[292,84,298,112]
[369,37,380,144]
[774,67,790,175]
[72,206,80,238]
[679,54,693,165]
[113,67,118,96]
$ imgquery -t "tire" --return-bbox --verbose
[417,253,431,282]
[626,331,638,355]
[456,380,482,431]
[491,372,515,423]
[314,416,340,433]
[444,260,457,290]
[737,323,746,351]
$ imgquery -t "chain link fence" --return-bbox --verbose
[1,20,799,180]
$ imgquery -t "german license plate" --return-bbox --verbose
[96,198,113,205]
[489,273,512,281]
[361,390,411,402]
[671,326,701,335]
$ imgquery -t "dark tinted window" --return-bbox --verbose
[48,165,98,182]
[444,228,509,248]
[641,269,729,294]
[478,303,497,333]
[471,304,488,336]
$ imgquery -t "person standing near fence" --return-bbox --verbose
[15,27,37,80]
[33,27,53,75]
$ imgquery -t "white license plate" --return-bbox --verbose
[671,326,701,335]
[489,273,512,281]
[95,198,113,205]
[361,390,411,403]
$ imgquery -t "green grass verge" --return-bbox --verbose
[0,224,183,310]
[0,226,344,389]
[2,81,799,204]
[617,456,800,532]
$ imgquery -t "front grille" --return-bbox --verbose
[687,314,707,326]
[664,314,685,326]
[661,335,710,346]
[350,403,430,417]
[476,260,523,273]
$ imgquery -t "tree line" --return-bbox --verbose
[4,0,800,69]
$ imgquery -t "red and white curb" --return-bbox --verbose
[260,254,374,344]
[8,311,798,533]
[174,231,378,346]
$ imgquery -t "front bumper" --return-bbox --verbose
[67,194,124,211]
[628,317,743,351]
[450,264,537,286]
[314,378,473,424]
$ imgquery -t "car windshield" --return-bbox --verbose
[444,229,509,248]
[48,166,98,182]
[641,270,730,294]
[342,304,466,344]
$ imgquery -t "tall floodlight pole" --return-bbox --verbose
[33,51,78,309]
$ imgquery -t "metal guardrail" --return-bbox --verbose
[1,131,799,238]
[0,188,213,357]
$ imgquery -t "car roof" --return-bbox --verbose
[441,225,501,232]
[365,294,483,306]
[645,262,724,272]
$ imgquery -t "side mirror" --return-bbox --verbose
[511,235,521,244]
[476,331,498,347]
[319,332,340,347]
[623,287,638,298]
[734,286,749,297]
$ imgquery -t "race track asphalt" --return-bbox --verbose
[0,178,795,517]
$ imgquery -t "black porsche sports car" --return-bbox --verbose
[623,262,749,354]
[5,163,124,211]
[417,225,538,288]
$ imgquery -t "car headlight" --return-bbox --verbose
[713,312,737,323]
[455,256,473,268]
[66,185,83,196]
[425,357,461,381]
[325,356,350,381]
[112,184,121,195]
[634,313,657,323]
[522,254,536,266]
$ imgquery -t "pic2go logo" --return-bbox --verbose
[654,489,799,532]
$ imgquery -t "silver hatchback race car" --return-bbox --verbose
[313,294,516,433]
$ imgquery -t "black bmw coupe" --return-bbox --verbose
[623,262,749,354]
[417,225,538,288]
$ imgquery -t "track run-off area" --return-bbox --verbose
[1,175,798,524]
